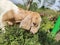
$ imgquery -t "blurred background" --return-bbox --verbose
[10,0,60,11]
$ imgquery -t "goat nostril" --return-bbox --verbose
[33,23,38,27]
[33,23,36,26]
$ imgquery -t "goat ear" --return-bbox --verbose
[19,15,32,30]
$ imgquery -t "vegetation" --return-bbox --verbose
[0,3,60,45]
